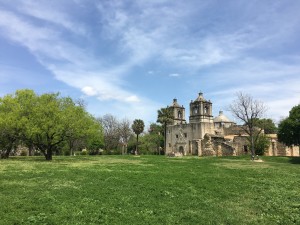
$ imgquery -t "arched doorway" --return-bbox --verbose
[179,146,184,155]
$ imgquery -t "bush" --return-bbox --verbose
[255,135,270,155]
[20,149,28,156]
[64,150,70,156]
[81,149,88,155]
[33,150,41,156]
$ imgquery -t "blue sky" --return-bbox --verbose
[0,0,299,125]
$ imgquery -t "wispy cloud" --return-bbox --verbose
[0,0,299,122]
[19,1,87,35]
[169,73,180,77]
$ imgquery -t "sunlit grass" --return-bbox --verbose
[0,155,299,224]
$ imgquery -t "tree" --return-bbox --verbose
[0,89,103,160]
[118,118,132,155]
[229,92,267,159]
[99,114,120,152]
[278,104,300,146]
[131,119,145,155]
[138,123,163,155]
[0,94,21,158]
[157,107,174,154]
[62,98,103,156]
[28,93,74,160]
[253,118,277,134]
[85,118,104,155]
[149,123,164,155]
[252,134,270,155]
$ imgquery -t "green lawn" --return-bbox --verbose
[0,155,299,225]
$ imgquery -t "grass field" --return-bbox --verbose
[0,155,299,225]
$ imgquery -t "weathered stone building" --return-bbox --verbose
[165,92,299,157]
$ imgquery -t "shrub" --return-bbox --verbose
[81,149,88,155]
[255,135,270,155]
[64,150,70,156]
[20,149,28,156]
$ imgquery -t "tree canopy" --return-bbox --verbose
[278,104,300,146]
[0,89,103,160]
[252,118,277,134]
[157,107,174,153]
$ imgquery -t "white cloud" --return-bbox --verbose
[208,58,300,122]
[81,86,97,96]
[169,73,180,77]
[0,0,299,124]
[125,95,140,103]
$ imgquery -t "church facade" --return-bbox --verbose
[165,92,299,157]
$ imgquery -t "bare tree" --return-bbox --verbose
[118,118,132,155]
[229,92,267,159]
[98,114,120,152]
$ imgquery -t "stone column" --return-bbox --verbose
[197,139,202,156]
[189,141,193,155]
[217,144,222,156]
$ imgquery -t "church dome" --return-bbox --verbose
[213,111,231,123]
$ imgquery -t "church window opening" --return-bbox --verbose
[176,134,179,138]
[184,133,187,138]
[178,111,182,119]
[204,106,209,114]
[194,106,198,114]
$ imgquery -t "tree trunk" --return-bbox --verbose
[1,150,10,159]
[164,123,167,155]
[125,144,127,155]
[250,129,255,160]
[28,145,33,156]
[45,149,53,161]
[135,135,139,155]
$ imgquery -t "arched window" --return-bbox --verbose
[194,106,198,114]
[178,111,182,119]
[204,106,209,114]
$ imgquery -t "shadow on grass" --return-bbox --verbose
[289,157,300,164]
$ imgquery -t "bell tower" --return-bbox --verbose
[169,98,186,125]
[189,92,213,123]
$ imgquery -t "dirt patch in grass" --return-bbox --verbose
[66,158,145,169]
[213,161,273,169]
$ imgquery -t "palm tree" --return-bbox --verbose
[157,107,174,154]
[131,119,145,155]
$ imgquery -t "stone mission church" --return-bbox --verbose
[165,92,299,157]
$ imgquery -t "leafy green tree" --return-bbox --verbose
[0,94,21,158]
[131,119,145,155]
[278,104,300,146]
[63,99,103,155]
[148,123,164,155]
[0,89,103,160]
[28,93,70,160]
[248,134,270,156]
[157,107,174,154]
[14,89,38,156]
[253,118,277,134]
[140,132,163,155]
